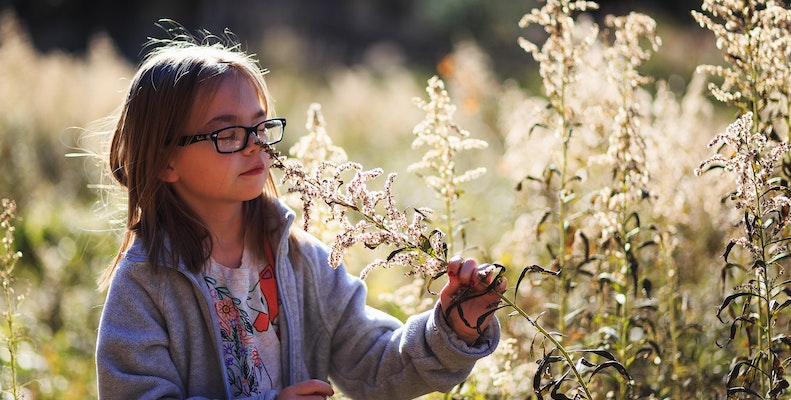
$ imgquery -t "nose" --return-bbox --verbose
[244,130,265,153]
[251,130,265,146]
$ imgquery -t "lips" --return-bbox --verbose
[241,164,266,176]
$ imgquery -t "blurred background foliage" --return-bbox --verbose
[6,0,715,87]
[0,0,741,398]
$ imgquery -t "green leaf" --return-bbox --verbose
[386,247,409,261]
[771,299,791,316]
[588,360,633,384]
[717,292,760,323]
[571,349,616,361]
[769,251,791,264]
[723,240,737,263]
[726,387,762,398]
[770,379,790,397]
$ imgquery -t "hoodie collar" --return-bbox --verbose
[124,198,297,270]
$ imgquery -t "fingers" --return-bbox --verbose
[278,379,334,399]
[441,257,508,345]
[447,256,480,286]
[479,263,507,294]
[446,257,509,295]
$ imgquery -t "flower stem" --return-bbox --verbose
[493,289,594,399]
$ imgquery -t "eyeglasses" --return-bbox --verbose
[176,118,286,154]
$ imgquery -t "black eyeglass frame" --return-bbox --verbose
[176,117,287,154]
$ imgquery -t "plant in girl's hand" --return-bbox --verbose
[273,77,488,282]
[271,77,492,283]
[269,137,448,280]
[283,103,349,245]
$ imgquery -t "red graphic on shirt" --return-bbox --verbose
[253,264,278,332]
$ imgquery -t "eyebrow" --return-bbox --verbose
[202,109,268,127]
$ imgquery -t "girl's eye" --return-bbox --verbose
[216,127,244,142]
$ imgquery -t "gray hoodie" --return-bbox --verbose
[96,201,500,399]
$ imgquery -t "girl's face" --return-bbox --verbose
[161,73,272,215]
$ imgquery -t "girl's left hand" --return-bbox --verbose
[439,256,507,346]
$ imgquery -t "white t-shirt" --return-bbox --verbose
[203,246,282,398]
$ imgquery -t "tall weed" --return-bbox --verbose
[695,1,791,397]
[0,199,28,399]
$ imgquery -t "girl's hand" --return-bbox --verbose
[439,256,507,346]
[277,379,334,399]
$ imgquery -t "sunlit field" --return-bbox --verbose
[4,0,791,398]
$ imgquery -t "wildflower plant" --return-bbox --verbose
[504,0,686,397]
[283,103,349,245]
[0,199,28,399]
[273,74,613,398]
[586,12,662,395]
[696,113,791,398]
[514,1,641,398]
[270,138,449,280]
[695,1,791,397]
[516,0,600,338]
[692,0,791,139]
[409,75,488,257]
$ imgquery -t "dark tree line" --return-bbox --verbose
[4,0,700,79]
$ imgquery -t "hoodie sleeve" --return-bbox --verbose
[303,241,500,400]
[95,262,226,400]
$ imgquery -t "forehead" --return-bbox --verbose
[188,71,268,123]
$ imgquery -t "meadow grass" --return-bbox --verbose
[3,0,791,398]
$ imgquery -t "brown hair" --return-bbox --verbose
[101,22,299,286]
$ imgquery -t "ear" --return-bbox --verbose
[158,163,179,183]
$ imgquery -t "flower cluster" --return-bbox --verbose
[280,103,348,244]
[271,142,447,279]
[697,112,791,265]
[410,76,488,198]
[1,199,21,272]
[518,0,599,112]
[693,0,791,135]
[409,76,488,252]
[697,112,791,214]
[590,12,659,241]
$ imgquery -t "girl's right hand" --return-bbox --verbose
[277,379,334,399]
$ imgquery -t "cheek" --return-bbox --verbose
[191,156,219,175]
[264,154,273,170]
[179,152,232,182]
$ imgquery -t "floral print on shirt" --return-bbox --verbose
[204,273,279,397]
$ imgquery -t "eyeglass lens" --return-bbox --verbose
[215,120,284,153]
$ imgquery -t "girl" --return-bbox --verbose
[96,23,505,400]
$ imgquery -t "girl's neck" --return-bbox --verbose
[211,238,245,269]
[205,207,246,268]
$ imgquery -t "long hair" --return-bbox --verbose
[101,22,299,286]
